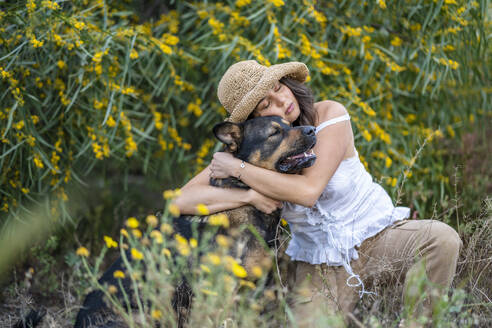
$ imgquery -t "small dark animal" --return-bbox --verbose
[74,116,317,327]
[12,309,45,328]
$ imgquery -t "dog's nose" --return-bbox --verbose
[302,126,315,137]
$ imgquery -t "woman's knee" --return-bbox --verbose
[427,220,462,256]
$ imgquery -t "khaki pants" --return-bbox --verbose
[291,219,462,327]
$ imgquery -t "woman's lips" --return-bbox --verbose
[286,103,294,114]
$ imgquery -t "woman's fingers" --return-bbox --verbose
[247,189,282,214]
[210,152,237,178]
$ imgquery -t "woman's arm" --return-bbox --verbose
[172,165,282,215]
[210,101,353,207]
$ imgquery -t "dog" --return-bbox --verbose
[70,115,317,327]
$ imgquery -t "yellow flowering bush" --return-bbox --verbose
[0,1,489,226]
[76,201,285,326]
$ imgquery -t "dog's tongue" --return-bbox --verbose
[287,149,315,160]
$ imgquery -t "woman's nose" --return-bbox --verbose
[273,95,286,107]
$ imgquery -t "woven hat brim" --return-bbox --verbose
[226,62,308,123]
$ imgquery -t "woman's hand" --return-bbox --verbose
[210,152,241,179]
[247,189,283,214]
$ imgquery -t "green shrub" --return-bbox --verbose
[76,203,294,327]
[0,0,489,227]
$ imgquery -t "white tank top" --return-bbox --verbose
[282,114,410,294]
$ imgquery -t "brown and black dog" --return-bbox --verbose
[71,116,317,327]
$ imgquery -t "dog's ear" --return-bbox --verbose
[213,122,242,153]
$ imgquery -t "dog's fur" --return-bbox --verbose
[68,116,316,327]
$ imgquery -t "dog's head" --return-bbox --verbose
[213,116,316,173]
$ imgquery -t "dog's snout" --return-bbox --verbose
[302,126,315,137]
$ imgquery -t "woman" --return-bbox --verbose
[173,60,462,325]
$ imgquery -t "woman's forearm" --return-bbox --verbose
[235,162,318,207]
[172,184,251,215]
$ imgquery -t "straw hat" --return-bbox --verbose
[217,60,309,123]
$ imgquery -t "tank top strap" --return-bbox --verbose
[315,114,351,134]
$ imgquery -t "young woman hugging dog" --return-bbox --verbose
[173,60,462,327]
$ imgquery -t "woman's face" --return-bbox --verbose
[253,81,300,123]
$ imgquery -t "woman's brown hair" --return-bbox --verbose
[280,77,317,127]
[247,77,317,126]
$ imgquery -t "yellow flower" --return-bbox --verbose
[26,0,36,12]
[280,218,288,227]
[201,289,218,296]
[197,10,208,19]
[120,228,129,238]
[104,236,118,248]
[385,157,392,168]
[76,246,89,257]
[162,33,179,45]
[57,60,66,69]
[108,285,118,294]
[175,234,188,245]
[446,125,455,138]
[30,37,44,48]
[126,217,139,228]
[41,0,60,10]
[236,0,252,8]
[448,59,459,70]
[161,248,171,257]
[163,189,176,199]
[160,223,174,234]
[130,49,139,59]
[158,42,172,55]
[200,264,211,273]
[14,121,24,130]
[113,270,125,279]
[189,238,198,248]
[132,229,142,238]
[405,114,417,123]
[177,245,191,256]
[168,204,180,217]
[146,215,158,227]
[92,51,103,63]
[175,234,191,256]
[231,262,248,278]
[239,279,256,289]
[208,213,229,228]
[196,203,210,215]
[151,309,162,319]
[410,23,421,31]
[131,248,144,260]
[106,115,116,127]
[390,36,402,47]
[216,235,230,248]
[251,265,263,278]
[362,130,372,142]
[360,35,370,43]
[267,0,284,7]
[150,230,163,244]
[73,20,86,30]
[206,253,221,265]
